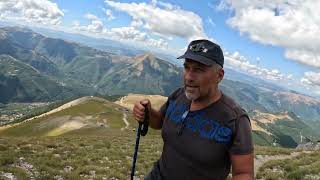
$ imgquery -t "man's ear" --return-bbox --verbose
[218,68,224,82]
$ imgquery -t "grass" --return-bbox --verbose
[0,98,133,137]
[256,151,320,180]
[1,97,318,179]
[0,97,162,179]
[0,131,163,179]
[254,145,298,156]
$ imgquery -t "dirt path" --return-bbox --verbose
[121,112,130,131]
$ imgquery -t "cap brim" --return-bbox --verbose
[177,52,216,66]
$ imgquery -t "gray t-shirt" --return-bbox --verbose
[156,88,253,180]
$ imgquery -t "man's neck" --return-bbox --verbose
[190,89,222,111]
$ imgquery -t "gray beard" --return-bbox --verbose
[185,91,200,101]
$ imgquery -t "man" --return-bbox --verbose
[133,39,254,180]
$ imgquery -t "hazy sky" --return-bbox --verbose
[0,0,320,97]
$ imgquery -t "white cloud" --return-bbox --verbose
[301,72,320,87]
[225,51,293,81]
[102,8,115,21]
[0,0,64,25]
[109,27,168,49]
[222,0,320,68]
[108,26,147,41]
[105,0,207,41]
[85,13,99,21]
[78,13,104,33]
[72,16,168,50]
[157,1,176,10]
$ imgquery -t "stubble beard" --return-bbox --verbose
[184,86,201,101]
[184,85,217,103]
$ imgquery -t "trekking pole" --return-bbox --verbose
[131,104,149,180]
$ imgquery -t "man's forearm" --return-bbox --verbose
[148,108,163,129]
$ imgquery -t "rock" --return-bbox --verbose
[89,170,96,176]
[1,172,17,180]
[296,142,320,151]
[54,175,63,180]
[64,166,73,173]
[53,154,61,158]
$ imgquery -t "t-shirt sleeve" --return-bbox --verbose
[160,100,169,116]
[160,88,183,116]
[229,114,254,155]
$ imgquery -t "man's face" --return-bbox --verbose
[183,59,223,101]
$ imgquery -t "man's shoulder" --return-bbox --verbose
[220,92,247,118]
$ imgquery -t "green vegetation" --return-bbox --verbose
[0,98,132,136]
[0,97,162,179]
[0,97,319,179]
[0,132,163,179]
[257,151,320,180]
[255,145,297,156]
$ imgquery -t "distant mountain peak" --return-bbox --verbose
[252,110,294,124]
[134,53,157,63]
[273,91,320,105]
[2,26,32,33]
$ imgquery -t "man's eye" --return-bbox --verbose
[195,68,204,72]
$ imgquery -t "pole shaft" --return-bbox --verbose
[131,123,142,180]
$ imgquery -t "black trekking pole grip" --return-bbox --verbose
[130,104,149,180]
[141,104,149,136]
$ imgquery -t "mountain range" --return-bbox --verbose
[1,26,320,147]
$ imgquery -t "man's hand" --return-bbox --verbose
[132,99,163,129]
[133,99,151,123]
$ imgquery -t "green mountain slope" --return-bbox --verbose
[0,96,139,136]
[0,55,93,103]
[250,110,320,148]
[220,79,320,122]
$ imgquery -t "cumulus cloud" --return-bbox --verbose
[85,13,99,21]
[102,8,115,21]
[105,0,207,40]
[72,15,168,49]
[76,13,104,33]
[221,0,320,68]
[301,72,320,87]
[108,26,147,41]
[0,0,64,25]
[224,51,293,81]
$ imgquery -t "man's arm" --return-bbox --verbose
[231,153,254,180]
[148,107,163,129]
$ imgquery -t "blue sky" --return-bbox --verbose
[1,0,320,97]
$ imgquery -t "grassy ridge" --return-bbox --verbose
[0,96,162,179]
[1,97,318,179]
[0,98,133,136]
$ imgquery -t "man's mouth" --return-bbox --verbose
[185,84,198,87]
[185,85,199,91]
